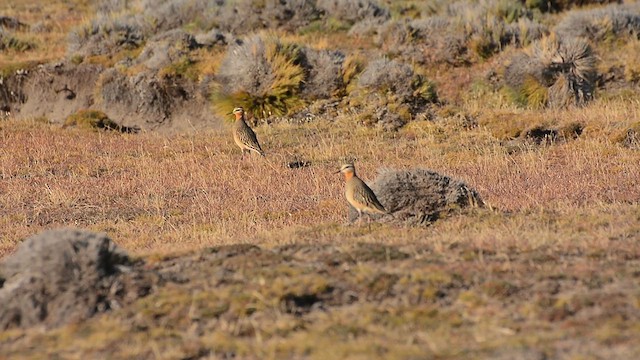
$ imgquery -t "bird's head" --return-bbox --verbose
[335,163,356,178]
[228,107,245,119]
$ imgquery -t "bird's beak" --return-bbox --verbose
[226,111,233,115]
[334,170,341,174]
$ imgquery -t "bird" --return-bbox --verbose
[229,107,265,158]
[336,163,387,223]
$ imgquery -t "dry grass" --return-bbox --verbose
[1,2,640,358]
[0,0,90,65]
[1,96,639,258]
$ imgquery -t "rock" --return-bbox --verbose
[0,228,153,330]
[349,168,484,225]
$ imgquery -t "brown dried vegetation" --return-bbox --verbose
[1,0,640,358]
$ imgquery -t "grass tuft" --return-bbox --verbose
[212,34,306,120]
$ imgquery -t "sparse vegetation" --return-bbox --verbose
[1,0,640,358]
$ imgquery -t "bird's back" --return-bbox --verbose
[346,176,386,214]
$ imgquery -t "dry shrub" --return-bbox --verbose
[348,58,437,130]
[300,48,346,99]
[555,3,640,42]
[369,1,546,66]
[379,16,469,66]
[525,0,621,13]
[317,0,390,26]
[140,0,217,33]
[68,14,145,57]
[448,0,536,60]
[351,168,483,225]
[261,0,325,31]
[140,0,324,35]
[503,33,596,108]
[136,29,199,72]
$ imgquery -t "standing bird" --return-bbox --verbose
[230,107,265,158]
[336,163,387,223]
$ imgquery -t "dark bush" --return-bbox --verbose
[0,16,29,31]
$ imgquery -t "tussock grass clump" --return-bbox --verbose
[300,48,346,99]
[355,168,483,225]
[503,33,596,108]
[208,35,349,120]
[450,0,543,60]
[555,3,640,42]
[212,34,307,119]
[63,109,138,133]
[0,31,36,52]
[349,58,437,130]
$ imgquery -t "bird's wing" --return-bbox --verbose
[240,123,264,154]
[354,181,386,213]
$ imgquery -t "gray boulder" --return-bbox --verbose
[349,168,484,225]
[0,228,153,330]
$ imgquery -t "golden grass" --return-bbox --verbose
[1,97,639,258]
[0,0,91,65]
